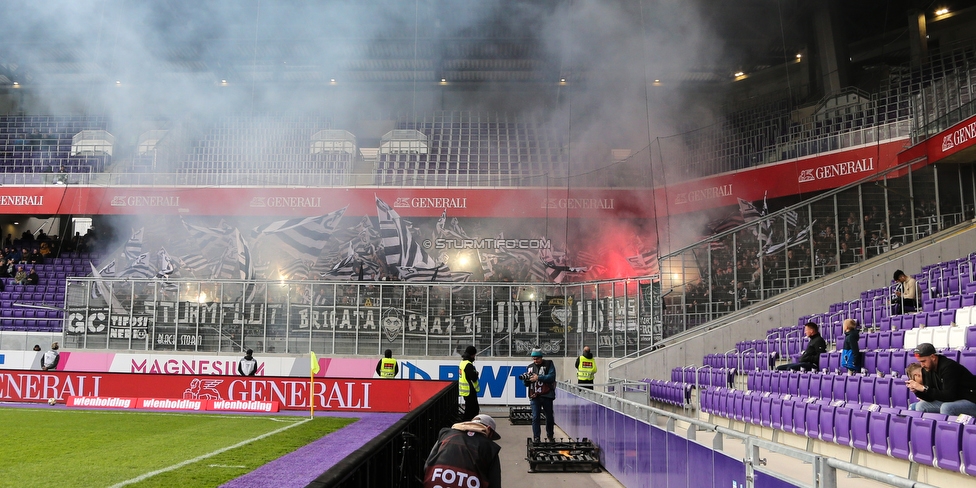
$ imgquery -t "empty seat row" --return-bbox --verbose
[643,379,691,406]
[905,326,975,350]
[820,348,976,376]
[703,352,776,371]
[748,370,914,408]
[700,387,976,474]
[670,367,734,388]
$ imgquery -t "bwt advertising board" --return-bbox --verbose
[3,350,539,405]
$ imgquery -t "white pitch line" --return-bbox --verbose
[108,417,312,488]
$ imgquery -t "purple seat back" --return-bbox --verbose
[860,376,877,404]
[963,424,976,475]
[911,418,936,465]
[798,373,811,397]
[889,415,912,460]
[875,377,893,407]
[876,351,892,376]
[820,405,837,442]
[891,379,910,409]
[935,421,964,472]
[787,373,799,395]
[866,333,880,350]
[792,401,807,435]
[760,396,773,427]
[851,410,871,450]
[804,403,821,439]
[827,352,840,372]
[781,399,796,433]
[891,330,905,349]
[845,375,861,403]
[834,407,853,446]
[748,395,762,423]
[771,397,784,430]
[890,350,909,376]
[863,351,877,374]
[961,350,976,375]
[868,412,891,455]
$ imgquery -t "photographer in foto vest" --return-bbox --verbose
[522,348,556,442]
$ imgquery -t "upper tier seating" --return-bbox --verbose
[0,116,110,179]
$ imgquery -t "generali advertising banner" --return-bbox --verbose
[4,351,542,405]
[0,369,449,412]
[0,139,908,219]
[929,113,976,163]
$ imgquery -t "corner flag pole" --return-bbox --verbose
[310,351,320,419]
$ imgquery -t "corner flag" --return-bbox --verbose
[310,351,320,375]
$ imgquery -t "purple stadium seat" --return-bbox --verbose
[771,397,784,430]
[923,412,949,422]
[748,395,762,423]
[835,407,854,446]
[866,333,879,350]
[935,421,964,472]
[804,403,821,439]
[891,350,909,376]
[968,326,976,348]
[792,401,807,435]
[891,330,905,349]
[875,377,893,407]
[776,373,789,394]
[961,350,976,375]
[860,376,877,404]
[820,405,837,442]
[781,399,796,434]
[889,415,912,460]
[891,379,910,409]
[760,371,772,392]
[760,396,773,427]
[827,352,840,372]
[851,410,871,450]
[787,373,799,395]
[963,424,976,475]
[733,390,745,421]
[868,412,891,455]
[863,351,878,374]
[891,315,905,330]
[844,376,861,403]
[965,295,976,308]
[809,374,823,398]
[878,330,891,350]
[876,351,892,376]
[944,349,961,363]
[798,373,811,397]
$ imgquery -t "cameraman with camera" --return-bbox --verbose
[522,348,557,442]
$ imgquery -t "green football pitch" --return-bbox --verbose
[0,408,355,488]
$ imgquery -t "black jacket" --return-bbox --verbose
[798,333,827,365]
[916,355,976,404]
[423,425,502,488]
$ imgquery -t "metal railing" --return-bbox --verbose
[560,382,939,488]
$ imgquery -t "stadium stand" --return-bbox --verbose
[0,116,111,180]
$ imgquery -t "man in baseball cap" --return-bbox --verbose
[906,343,976,416]
[422,414,501,487]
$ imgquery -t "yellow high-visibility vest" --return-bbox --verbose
[577,356,597,381]
[379,358,397,378]
[459,360,479,396]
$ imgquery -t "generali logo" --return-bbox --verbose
[109,196,179,207]
[249,196,322,208]
[797,158,874,183]
[394,197,467,209]
[673,184,732,205]
[0,195,44,206]
[941,119,976,153]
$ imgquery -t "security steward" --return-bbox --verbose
[376,349,399,378]
[459,345,480,421]
[575,345,597,390]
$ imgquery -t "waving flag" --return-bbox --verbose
[376,196,438,270]
[124,228,144,261]
[252,207,347,262]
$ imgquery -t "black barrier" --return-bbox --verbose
[307,381,459,488]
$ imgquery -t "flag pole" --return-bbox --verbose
[309,351,319,419]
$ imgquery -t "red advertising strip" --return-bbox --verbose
[208,399,279,413]
[137,398,206,411]
[0,140,909,219]
[927,113,976,163]
[0,370,450,412]
[66,396,136,409]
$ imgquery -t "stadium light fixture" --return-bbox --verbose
[796,53,802,59]
[115,80,121,85]
[221,79,227,84]
[11,81,18,87]
[935,8,949,15]
[330,78,336,83]
[734,71,745,77]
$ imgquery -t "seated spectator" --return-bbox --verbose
[6,248,21,264]
[906,362,923,386]
[776,322,827,371]
[18,248,30,264]
[13,265,27,285]
[892,269,919,314]
[0,259,10,278]
[25,268,39,286]
[907,343,976,416]
[28,249,43,264]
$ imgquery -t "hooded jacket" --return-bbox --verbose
[423,421,502,488]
